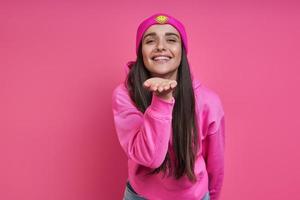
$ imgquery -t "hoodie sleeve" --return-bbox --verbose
[202,93,225,200]
[112,84,175,169]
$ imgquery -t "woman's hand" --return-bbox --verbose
[143,77,177,101]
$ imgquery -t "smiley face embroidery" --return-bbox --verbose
[155,15,168,24]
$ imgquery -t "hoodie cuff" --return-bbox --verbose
[148,94,175,118]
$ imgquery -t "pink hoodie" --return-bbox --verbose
[112,79,225,200]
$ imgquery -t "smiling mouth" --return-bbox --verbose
[151,56,172,63]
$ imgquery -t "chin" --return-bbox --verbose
[151,68,172,75]
[150,68,177,78]
[145,61,179,76]
[151,63,177,70]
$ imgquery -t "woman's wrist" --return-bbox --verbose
[154,92,173,101]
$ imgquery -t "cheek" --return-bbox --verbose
[142,47,152,68]
[170,44,181,55]
[173,48,182,63]
[142,46,151,59]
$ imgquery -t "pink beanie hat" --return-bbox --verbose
[135,13,188,55]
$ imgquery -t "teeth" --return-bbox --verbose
[153,56,170,61]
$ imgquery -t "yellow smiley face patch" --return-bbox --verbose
[155,15,168,24]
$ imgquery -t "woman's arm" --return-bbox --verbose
[112,85,175,168]
[199,87,225,200]
[204,116,225,200]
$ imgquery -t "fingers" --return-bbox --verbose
[143,80,150,88]
[163,82,170,91]
[170,81,177,89]
[158,84,165,92]
[143,78,177,93]
[144,81,156,92]
[152,84,158,92]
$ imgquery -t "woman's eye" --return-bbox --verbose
[146,40,154,44]
[167,39,176,42]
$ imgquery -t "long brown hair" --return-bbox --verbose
[125,43,199,182]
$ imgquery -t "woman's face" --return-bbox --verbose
[142,24,182,80]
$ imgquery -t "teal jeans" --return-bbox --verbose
[123,181,210,200]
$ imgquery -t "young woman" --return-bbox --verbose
[112,13,225,200]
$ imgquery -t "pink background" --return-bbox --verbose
[1,1,299,199]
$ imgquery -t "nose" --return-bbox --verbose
[155,38,166,51]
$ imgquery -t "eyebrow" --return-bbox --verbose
[143,32,180,40]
